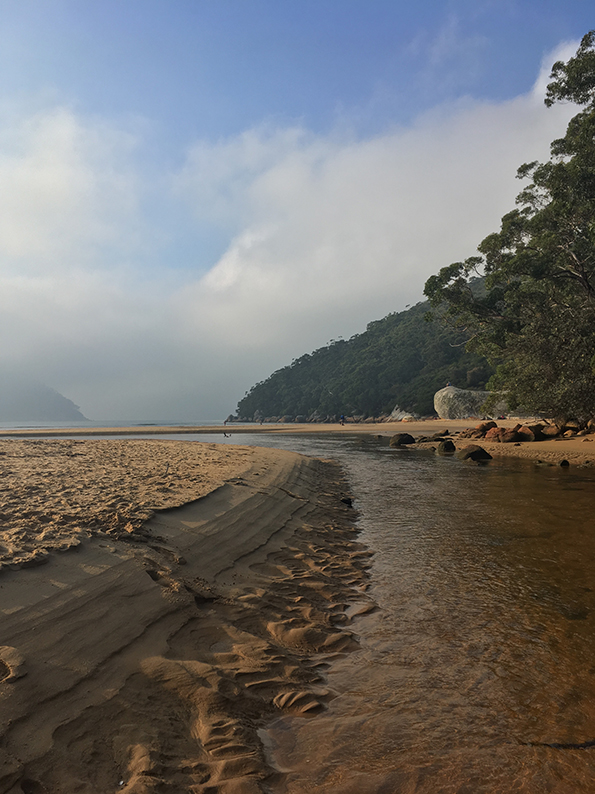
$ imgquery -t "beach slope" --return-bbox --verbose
[0,440,371,793]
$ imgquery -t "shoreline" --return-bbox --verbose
[0,418,593,466]
[0,441,371,793]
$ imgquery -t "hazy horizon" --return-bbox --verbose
[0,1,591,419]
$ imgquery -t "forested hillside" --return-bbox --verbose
[236,302,491,420]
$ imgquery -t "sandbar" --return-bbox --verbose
[0,439,371,793]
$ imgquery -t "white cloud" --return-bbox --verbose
[0,45,581,419]
[0,107,140,271]
[175,76,575,365]
[531,39,582,100]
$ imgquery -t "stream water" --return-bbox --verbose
[207,432,595,793]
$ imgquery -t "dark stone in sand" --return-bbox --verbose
[436,439,456,455]
[389,433,415,447]
[455,444,492,462]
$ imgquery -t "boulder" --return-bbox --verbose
[455,444,493,462]
[389,433,415,447]
[524,423,546,441]
[542,424,561,437]
[517,425,536,442]
[476,421,497,433]
[434,386,504,420]
[500,429,520,443]
[485,426,504,441]
[436,439,456,455]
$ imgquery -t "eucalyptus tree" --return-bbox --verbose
[424,32,595,420]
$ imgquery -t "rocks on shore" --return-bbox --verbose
[456,420,595,443]
[455,444,493,462]
[389,433,415,447]
[436,439,456,455]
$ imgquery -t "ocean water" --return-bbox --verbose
[0,419,227,430]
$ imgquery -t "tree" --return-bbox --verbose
[424,31,595,421]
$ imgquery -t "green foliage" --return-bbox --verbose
[236,302,492,420]
[424,32,595,421]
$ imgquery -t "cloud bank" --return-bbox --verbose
[0,45,578,419]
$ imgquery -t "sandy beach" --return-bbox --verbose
[0,439,372,793]
[0,422,593,792]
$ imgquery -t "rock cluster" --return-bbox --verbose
[457,419,595,443]
[388,428,493,463]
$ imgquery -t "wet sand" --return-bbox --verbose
[0,440,372,793]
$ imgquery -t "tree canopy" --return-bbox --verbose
[424,32,595,421]
[236,301,492,421]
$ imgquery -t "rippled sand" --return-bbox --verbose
[0,439,369,793]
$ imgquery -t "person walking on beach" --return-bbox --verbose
[340,414,345,426]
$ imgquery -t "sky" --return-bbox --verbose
[0,0,591,420]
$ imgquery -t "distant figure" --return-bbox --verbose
[223,419,227,426]
[340,414,345,426]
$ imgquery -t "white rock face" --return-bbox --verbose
[388,405,419,421]
[433,386,499,420]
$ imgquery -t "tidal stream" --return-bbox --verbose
[216,432,595,793]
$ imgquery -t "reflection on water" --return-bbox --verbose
[225,434,595,793]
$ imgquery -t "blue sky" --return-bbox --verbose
[0,1,591,418]
[1,1,590,137]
